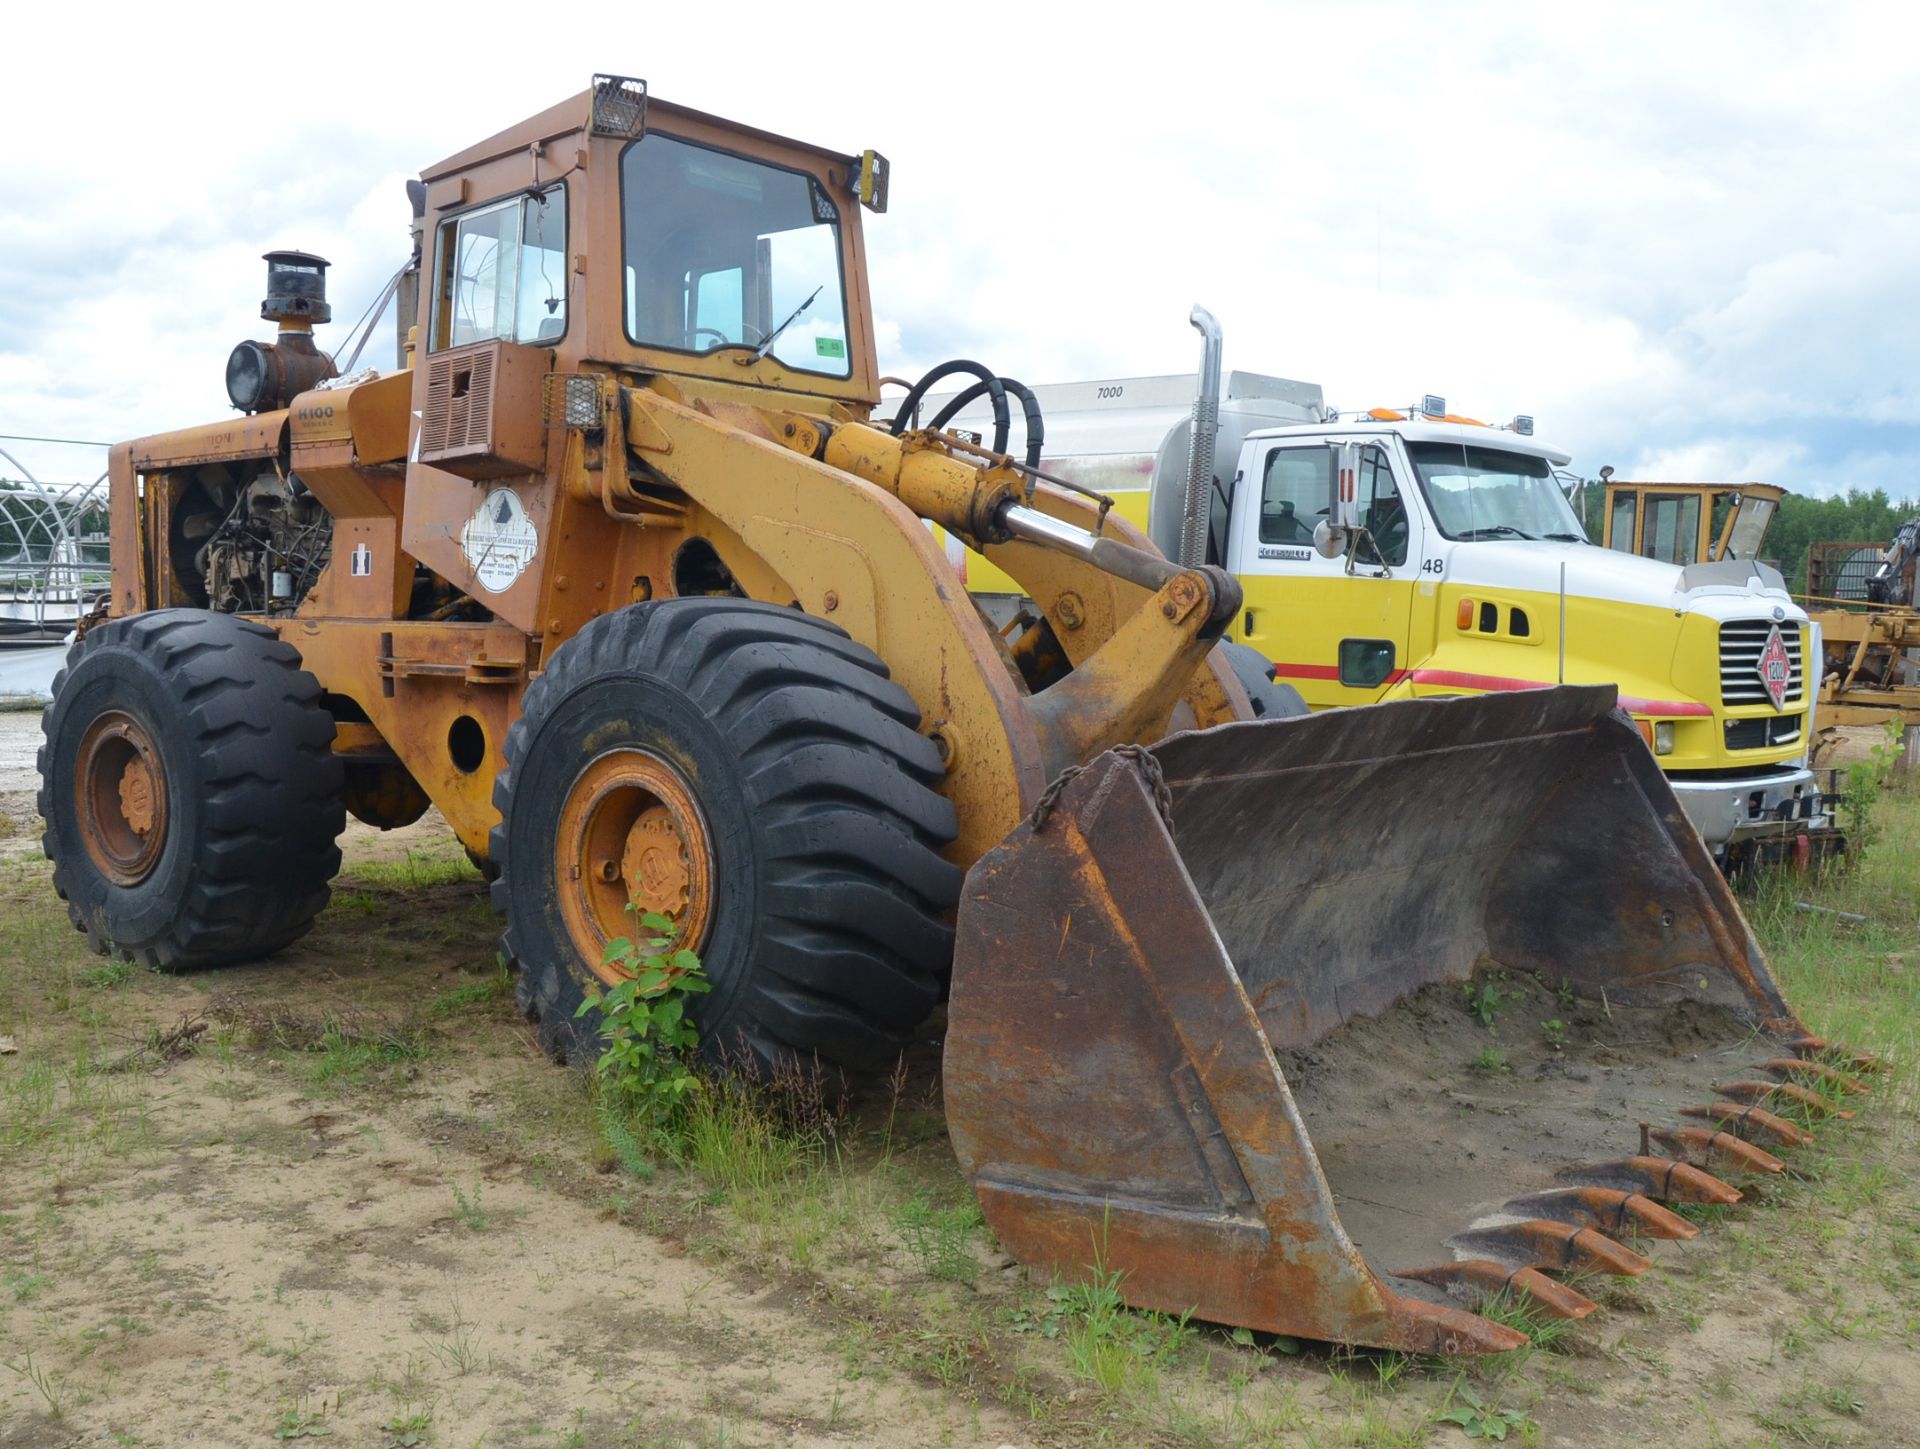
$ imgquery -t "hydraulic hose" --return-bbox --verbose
[889,360,1010,456]
[929,375,1045,472]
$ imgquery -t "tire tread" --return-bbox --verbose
[492,599,959,1074]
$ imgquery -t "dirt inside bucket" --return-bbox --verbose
[1277,966,1776,1304]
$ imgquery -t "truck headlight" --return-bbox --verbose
[1654,721,1675,756]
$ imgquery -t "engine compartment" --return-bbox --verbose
[168,462,332,614]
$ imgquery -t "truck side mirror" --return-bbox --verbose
[1313,442,1362,559]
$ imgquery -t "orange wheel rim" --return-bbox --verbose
[554,749,714,986]
[74,710,169,886]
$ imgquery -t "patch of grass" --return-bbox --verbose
[592,1102,656,1181]
[891,1193,983,1285]
[342,845,482,893]
[206,998,434,1092]
[1467,1047,1510,1074]
[381,1408,432,1446]
[4,1351,65,1420]
[79,957,139,989]
[0,1048,154,1172]
[329,888,385,916]
[426,964,513,1017]
[678,1073,826,1200]
[1050,1260,1194,1399]
[420,1298,482,1377]
[450,1181,488,1231]
[3,1266,49,1302]
[670,1070,869,1270]
[303,1021,428,1090]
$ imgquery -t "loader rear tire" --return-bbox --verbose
[492,599,961,1075]
[37,610,345,968]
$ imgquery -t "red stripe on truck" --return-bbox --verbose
[1269,663,1410,684]
[1407,668,1712,717]
[1267,661,1711,717]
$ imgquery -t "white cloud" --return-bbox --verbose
[1,0,1916,509]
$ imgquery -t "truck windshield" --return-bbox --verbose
[621,134,853,378]
[1407,442,1587,542]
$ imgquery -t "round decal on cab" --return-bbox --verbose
[460,488,537,593]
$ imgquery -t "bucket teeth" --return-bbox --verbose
[1501,1187,1697,1241]
[1753,1058,1869,1095]
[1648,1125,1787,1175]
[1556,1154,1742,1204]
[1777,1033,1886,1073]
[1713,1078,1855,1119]
[1450,1220,1653,1277]
[1681,1100,1816,1148]
[1397,1260,1599,1321]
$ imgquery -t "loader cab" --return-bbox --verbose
[413,77,886,412]
[1602,480,1785,567]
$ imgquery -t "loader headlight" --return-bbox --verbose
[1654,721,1675,756]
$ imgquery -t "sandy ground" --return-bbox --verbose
[1,1054,1009,1447]
[3,705,1917,1447]
[0,803,1029,1448]
[0,708,43,843]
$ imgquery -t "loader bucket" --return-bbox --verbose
[945,685,1850,1354]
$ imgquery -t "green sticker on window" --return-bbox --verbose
[815,336,846,358]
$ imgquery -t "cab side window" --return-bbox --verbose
[1258,448,1328,544]
[431,185,568,351]
[1607,490,1637,553]
[1357,447,1408,566]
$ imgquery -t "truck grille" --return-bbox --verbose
[1725,714,1804,750]
[1719,620,1803,707]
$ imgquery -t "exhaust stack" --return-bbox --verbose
[1176,306,1223,568]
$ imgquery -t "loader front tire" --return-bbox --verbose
[38,610,345,968]
[1218,641,1309,720]
[492,600,961,1075]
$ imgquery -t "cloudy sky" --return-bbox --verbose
[3,2,1915,500]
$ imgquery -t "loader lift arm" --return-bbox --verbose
[601,383,1247,859]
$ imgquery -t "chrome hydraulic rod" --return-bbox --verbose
[999,503,1182,594]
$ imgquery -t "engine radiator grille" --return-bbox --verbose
[1719,619,1804,708]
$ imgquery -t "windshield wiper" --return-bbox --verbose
[1456,525,1537,540]
[1543,532,1586,543]
[741,285,823,365]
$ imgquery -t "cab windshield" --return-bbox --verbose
[621,134,852,378]
[1725,495,1775,560]
[1408,442,1587,542]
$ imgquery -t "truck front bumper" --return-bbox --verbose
[1667,765,1827,848]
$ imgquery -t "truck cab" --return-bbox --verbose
[930,376,1829,864]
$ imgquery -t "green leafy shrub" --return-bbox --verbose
[577,909,710,1122]
[1842,720,1908,859]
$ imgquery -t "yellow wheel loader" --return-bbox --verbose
[41,76,1874,1356]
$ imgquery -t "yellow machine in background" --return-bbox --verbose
[38,78,1866,1356]
[1603,476,1920,752]
[1601,477,1786,567]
